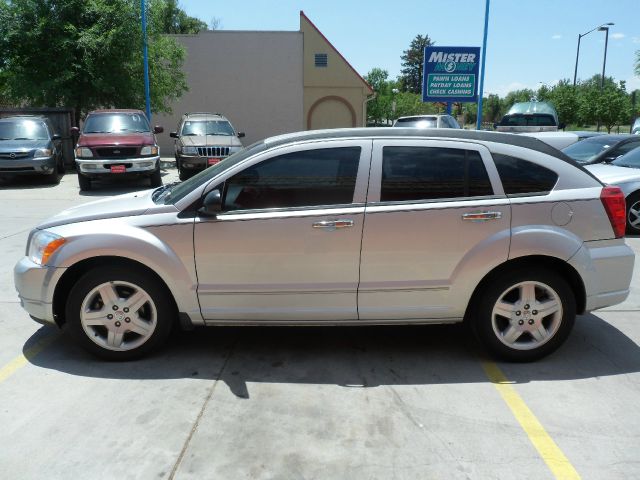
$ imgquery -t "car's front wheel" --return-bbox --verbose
[78,173,91,191]
[65,266,174,360]
[150,167,162,187]
[473,269,576,362]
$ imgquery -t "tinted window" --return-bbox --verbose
[611,140,640,157]
[492,154,558,195]
[381,147,493,202]
[562,137,613,162]
[612,147,640,168]
[223,147,360,211]
[498,114,556,127]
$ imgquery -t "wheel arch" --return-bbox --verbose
[464,255,587,323]
[52,256,178,327]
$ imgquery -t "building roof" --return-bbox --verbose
[300,11,373,94]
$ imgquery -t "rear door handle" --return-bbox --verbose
[462,211,502,222]
[312,219,354,230]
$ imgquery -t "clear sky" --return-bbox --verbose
[180,0,640,97]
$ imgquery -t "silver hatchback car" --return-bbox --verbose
[14,129,635,361]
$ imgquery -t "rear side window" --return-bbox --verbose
[223,147,361,211]
[381,147,493,202]
[492,153,558,196]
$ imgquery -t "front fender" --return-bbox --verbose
[46,219,202,323]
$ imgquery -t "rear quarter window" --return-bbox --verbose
[492,153,558,196]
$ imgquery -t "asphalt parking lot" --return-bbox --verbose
[0,169,639,480]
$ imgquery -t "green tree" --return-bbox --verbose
[0,0,189,124]
[364,68,392,125]
[502,89,535,111]
[398,34,434,94]
[482,94,503,123]
[547,80,579,127]
[153,0,207,34]
[579,80,631,133]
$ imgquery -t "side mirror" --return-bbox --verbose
[51,134,62,141]
[198,189,222,216]
[70,126,80,136]
[237,132,245,138]
[493,122,498,130]
[154,126,164,134]
[170,131,179,139]
[558,122,566,130]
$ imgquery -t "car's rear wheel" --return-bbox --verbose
[65,266,174,360]
[626,192,640,235]
[150,167,162,187]
[473,269,575,362]
[78,173,91,191]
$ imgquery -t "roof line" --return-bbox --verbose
[300,11,373,93]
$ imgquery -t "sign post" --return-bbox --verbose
[422,46,480,107]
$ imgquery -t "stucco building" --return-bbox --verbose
[155,11,373,155]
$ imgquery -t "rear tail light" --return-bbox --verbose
[600,186,626,238]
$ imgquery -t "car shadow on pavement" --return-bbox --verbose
[25,312,640,399]
[0,175,61,189]
[76,170,172,196]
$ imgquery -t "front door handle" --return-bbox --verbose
[462,211,503,222]
[312,219,354,230]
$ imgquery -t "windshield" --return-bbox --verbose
[83,113,150,133]
[181,120,235,136]
[498,114,555,127]
[154,140,268,205]
[611,146,640,169]
[395,118,437,128]
[562,137,619,163]
[0,120,49,140]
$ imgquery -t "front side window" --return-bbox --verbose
[380,147,493,202]
[83,113,150,134]
[223,147,361,211]
[492,153,558,196]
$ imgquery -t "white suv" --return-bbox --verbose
[15,128,635,361]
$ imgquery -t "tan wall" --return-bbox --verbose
[155,31,303,156]
[300,13,372,129]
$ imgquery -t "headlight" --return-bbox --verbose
[181,146,197,155]
[34,148,52,158]
[75,147,93,158]
[141,145,159,156]
[228,146,243,154]
[28,231,66,266]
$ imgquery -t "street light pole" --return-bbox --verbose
[572,22,614,87]
[596,26,611,132]
[599,26,610,90]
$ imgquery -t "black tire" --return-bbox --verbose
[179,168,190,181]
[78,173,92,191]
[44,169,61,185]
[150,167,162,187]
[57,157,66,174]
[65,266,174,360]
[626,192,640,235]
[472,268,576,362]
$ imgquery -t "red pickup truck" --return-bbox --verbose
[72,109,163,191]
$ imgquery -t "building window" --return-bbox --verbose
[314,53,328,67]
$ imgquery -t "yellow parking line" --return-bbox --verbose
[0,335,57,384]
[482,361,580,480]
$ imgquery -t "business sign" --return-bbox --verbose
[422,46,480,103]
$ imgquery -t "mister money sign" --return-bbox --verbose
[422,46,480,103]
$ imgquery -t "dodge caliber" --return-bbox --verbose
[14,129,635,361]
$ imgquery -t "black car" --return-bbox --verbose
[562,134,640,165]
[0,115,64,183]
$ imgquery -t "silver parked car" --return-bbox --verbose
[586,146,640,234]
[14,129,634,361]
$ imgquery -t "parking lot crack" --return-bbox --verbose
[168,337,239,480]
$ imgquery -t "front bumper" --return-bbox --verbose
[177,154,228,170]
[76,156,159,176]
[0,156,56,176]
[14,256,67,326]
[569,239,635,312]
